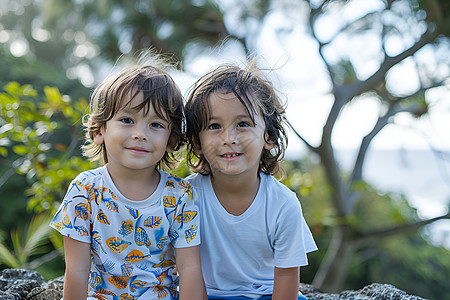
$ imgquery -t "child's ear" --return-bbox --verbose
[166,136,177,154]
[192,141,202,155]
[264,132,275,151]
[166,145,174,154]
[93,130,104,145]
[194,147,202,155]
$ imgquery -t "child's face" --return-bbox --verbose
[93,91,172,173]
[198,92,273,177]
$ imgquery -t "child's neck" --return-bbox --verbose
[106,165,160,201]
[210,172,260,216]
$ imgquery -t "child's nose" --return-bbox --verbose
[222,127,237,145]
[132,124,148,141]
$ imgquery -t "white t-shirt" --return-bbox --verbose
[186,173,317,298]
[50,166,200,299]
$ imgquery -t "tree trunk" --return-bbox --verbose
[312,225,354,292]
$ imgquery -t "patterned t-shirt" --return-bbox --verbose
[50,166,200,300]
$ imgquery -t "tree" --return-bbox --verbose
[295,0,449,291]
[0,43,89,235]
[264,0,449,291]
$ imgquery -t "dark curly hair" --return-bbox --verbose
[185,62,288,175]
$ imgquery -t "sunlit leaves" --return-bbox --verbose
[26,156,95,212]
[12,145,29,156]
[0,82,93,212]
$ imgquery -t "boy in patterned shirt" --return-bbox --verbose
[50,53,206,300]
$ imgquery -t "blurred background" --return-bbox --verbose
[0,0,449,298]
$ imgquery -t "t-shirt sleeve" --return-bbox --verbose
[273,193,317,268]
[165,177,200,249]
[49,177,92,244]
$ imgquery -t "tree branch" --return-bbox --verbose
[350,111,392,184]
[350,80,446,183]
[352,212,450,247]
[323,11,379,46]
[355,26,440,98]
[285,118,317,151]
[307,1,338,90]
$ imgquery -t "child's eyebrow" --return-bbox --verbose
[209,113,251,120]
[117,107,170,122]
[116,107,135,114]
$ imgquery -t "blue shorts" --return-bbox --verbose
[208,294,307,300]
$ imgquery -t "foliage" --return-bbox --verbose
[281,159,450,299]
[0,213,53,268]
[348,234,450,299]
[0,47,90,237]
[0,82,92,277]
[0,82,92,212]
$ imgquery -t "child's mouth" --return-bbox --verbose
[221,153,241,158]
[127,147,149,154]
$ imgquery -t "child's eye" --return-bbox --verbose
[120,118,134,124]
[150,122,164,128]
[208,123,221,130]
[238,121,251,127]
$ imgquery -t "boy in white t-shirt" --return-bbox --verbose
[184,62,317,300]
[50,53,206,300]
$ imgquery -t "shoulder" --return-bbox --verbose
[184,172,201,183]
[65,167,107,195]
[261,173,301,211]
[71,166,105,184]
[161,171,190,189]
[262,173,297,199]
[184,173,208,188]
[161,171,195,200]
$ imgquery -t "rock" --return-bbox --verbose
[0,269,62,300]
[28,286,62,300]
[0,268,427,300]
[300,283,427,300]
[0,269,44,291]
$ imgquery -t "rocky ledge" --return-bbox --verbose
[0,268,426,300]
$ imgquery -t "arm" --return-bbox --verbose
[175,245,207,300]
[62,236,91,300]
[272,266,300,300]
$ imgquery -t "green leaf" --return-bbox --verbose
[0,241,19,268]
[61,105,74,118]
[43,86,62,105]
[3,81,21,96]
[13,145,30,156]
